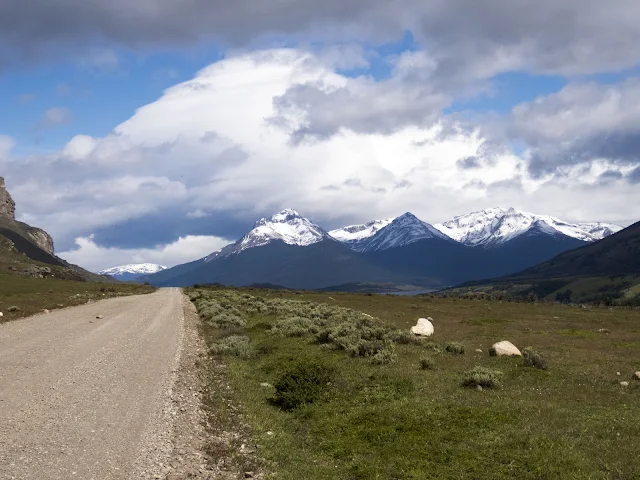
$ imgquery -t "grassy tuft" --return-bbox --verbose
[445,342,465,355]
[462,366,503,389]
[419,357,435,370]
[209,335,256,359]
[522,347,548,370]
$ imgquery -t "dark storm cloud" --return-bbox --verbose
[512,80,640,175]
[3,0,640,78]
[87,209,249,251]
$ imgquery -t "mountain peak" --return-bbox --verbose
[234,209,328,254]
[256,208,302,227]
[434,207,623,246]
[355,212,450,252]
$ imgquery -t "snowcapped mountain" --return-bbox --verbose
[329,218,394,251]
[433,207,623,247]
[355,213,452,253]
[99,263,167,281]
[142,209,397,289]
[204,209,331,262]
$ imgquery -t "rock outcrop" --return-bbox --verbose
[0,176,55,254]
[0,177,16,220]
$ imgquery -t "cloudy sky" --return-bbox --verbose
[1,0,640,271]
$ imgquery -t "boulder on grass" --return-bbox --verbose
[411,318,434,337]
[489,341,522,357]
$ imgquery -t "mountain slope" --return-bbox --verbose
[99,264,167,281]
[328,218,394,252]
[0,176,113,282]
[356,213,451,253]
[514,220,640,278]
[434,207,622,246]
[149,239,399,289]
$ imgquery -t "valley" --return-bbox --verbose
[190,285,640,479]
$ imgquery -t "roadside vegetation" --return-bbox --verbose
[191,286,640,479]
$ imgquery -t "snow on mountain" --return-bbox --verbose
[99,263,167,280]
[329,218,394,246]
[204,209,329,261]
[355,213,452,253]
[434,207,623,247]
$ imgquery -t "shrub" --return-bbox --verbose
[445,342,465,355]
[420,357,435,370]
[205,311,246,329]
[209,335,255,359]
[271,316,313,337]
[368,346,397,365]
[386,329,422,345]
[272,359,334,410]
[522,347,548,370]
[462,366,503,389]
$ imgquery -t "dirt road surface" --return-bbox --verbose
[0,288,186,480]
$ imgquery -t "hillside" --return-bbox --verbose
[515,220,640,278]
[446,220,640,304]
[149,239,400,289]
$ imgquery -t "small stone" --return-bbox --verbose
[617,372,621,376]
[266,431,274,436]
[43,309,50,314]
[634,372,640,381]
[96,315,103,319]
[621,381,629,387]
[0,312,3,317]
[475,349,483,353]
[476,385,483,391]
[597,328,611,334]
[244,472,254,478]
[260,382,272,388]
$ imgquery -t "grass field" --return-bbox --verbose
[190,287,640,480]
[0,234,155,322]
[0,274,155,323]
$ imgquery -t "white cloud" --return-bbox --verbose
[38,107,72,129]
[3,47,639,273]
[59,234,231,272]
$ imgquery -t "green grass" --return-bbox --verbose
[192,287,640,479]
[0,273,155,322]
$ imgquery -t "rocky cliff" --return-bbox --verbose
[0,177,16,220]
[0,176,55,255]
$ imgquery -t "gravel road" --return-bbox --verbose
[0,288,185,480]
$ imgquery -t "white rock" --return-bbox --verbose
[490,341,522,357]
[621,381,629,387]
[0,312,3,317]
[43,309,50,314]
[475,349,483,353]
[410,318,434,337]
[634,372,640,381]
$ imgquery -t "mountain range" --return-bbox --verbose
[137,207,623,290]
[99,264,167,281]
